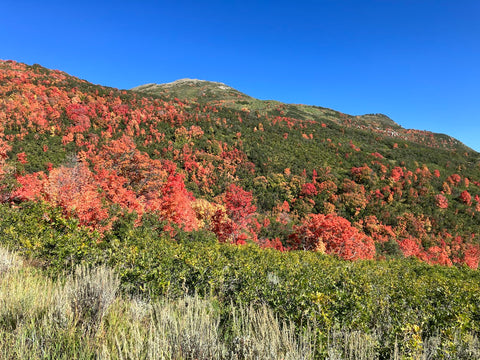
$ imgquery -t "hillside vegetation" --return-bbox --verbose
[1,60,480,358]
[1,60,479,266]
[1,204,479,359]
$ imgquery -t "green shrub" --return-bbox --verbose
[1,202,480,358]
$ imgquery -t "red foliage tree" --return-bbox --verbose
[13,163,109,232]
[290,213,375,260]
[447,173,462,186]
[464,244,480,269]
[154,173,198,231]
[301,182,318,197]
[390,166,404,182]
[435,194,449,209]
[94,168,143,216]
[397,237,424,258]
[224,184,256,229]
[12,172,46,201]
[459,190,472,206]
[426,246,452,266]
[211,184,256,243]
[88,135,172,197]
[211,209,236,243]
[16,152,28,164]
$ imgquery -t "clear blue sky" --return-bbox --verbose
[2,1,480,151]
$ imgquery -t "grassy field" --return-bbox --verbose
[0,246,315,359]
[1,245,479,359]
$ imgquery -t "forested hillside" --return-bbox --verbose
[2,59,480,359]
[0,59,479,268]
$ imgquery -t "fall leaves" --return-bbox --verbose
[0,60,479,268]
[290,213,376,260]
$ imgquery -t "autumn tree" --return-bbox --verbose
[153,173,198,231]
[13,162,110,232]
[289,213,376,260]
[211,184,256,243]
[224,184,256,229]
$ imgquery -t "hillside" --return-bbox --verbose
[132,78,253,102]
[2,59,480,358]
[0,59,479,268]
[133,79,469,153]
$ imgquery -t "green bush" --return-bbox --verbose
[1,202,479,358]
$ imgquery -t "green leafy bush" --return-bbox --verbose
[1,202,479,358]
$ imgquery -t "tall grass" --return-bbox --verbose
[0,247,315,359]
[101,296,317,359]
[54,264,120,332]
[1,246,479,359]
[0,246,21,274]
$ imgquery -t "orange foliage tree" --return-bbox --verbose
[13,163,109,232]
[155,173,198,231]
[289,213,375,260]
[211,184,256,244]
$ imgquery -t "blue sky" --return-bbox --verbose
[2,0,480,151]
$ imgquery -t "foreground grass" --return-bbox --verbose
[1,247,480,359]
[0,247,316,359]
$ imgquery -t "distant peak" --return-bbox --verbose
[132,78,250,101]
[163,78,230,87]
[357,113,401,129]
[132,79,233,90]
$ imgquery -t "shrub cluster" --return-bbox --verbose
[1,202,479,358]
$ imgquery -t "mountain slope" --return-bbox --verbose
[0,60,479,267]
[133,79,471,153]
[132,78,252,102]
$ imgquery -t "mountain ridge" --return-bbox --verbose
[132,79,472,153]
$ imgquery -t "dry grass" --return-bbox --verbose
[103,296,316,359]
[0,247,21,274]
[53,264,120,332]
[0,247,479,359]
